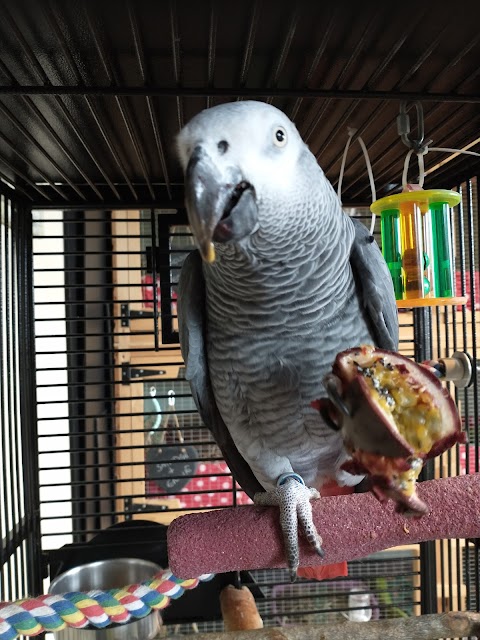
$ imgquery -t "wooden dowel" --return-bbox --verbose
[220,585,264,631]
[176,611,480,640]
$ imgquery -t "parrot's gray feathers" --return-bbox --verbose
[176,100,401,575]
[350,218,399,351]
[177,99,400,501]
[177,249,263,498]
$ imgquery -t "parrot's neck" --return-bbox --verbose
[204,204,356,312]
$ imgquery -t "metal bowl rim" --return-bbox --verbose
[49,557,162,594]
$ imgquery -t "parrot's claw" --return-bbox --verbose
[254,473,323,581]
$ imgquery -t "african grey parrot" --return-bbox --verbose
[176,100,398,579]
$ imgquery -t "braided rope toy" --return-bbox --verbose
[0,570,213,640]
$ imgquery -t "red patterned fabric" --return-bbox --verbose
[459,444,479,474]
[146,461,253,508]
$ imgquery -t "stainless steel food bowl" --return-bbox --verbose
[49,558,162,640]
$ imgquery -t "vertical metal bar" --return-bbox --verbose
[456,183,472,610]
[446,535,453,612]
[64,213,87,543]
[466,177,480,612]
[158,215,178,345]
[2,195,13,601]
[158,219,173,344]
[26,205,43,593]
[413,306,438,614]
[11,197,42,594]
[473,178,480,615]
[150,210,159,352]
[12,200,23,600]
[413,307,432,362]
[0,194,6,600]
[15,212,24,600]
[452,186,465,612]
[441,306,451,488]
[457,186,469,373]
[442,297,454,611]
[10,198,25,598]
[434,303,447,611]
[467,178,479,463]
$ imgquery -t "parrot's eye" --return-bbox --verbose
[273,127,287,148]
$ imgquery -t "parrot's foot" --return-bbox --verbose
[254,473,324,581]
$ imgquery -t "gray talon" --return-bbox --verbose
[254,475,323,578]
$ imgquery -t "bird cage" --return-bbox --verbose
[1,1,480,638]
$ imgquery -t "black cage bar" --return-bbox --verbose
[20,197,476,633]
[1,184,479,633]
[0,182,41,599]
[1,0,480,208]
[1,0,480,634]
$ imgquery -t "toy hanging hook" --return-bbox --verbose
[397,101,427,153]
[398,101,433,188]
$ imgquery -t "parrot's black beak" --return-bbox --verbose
[184,146,257,263]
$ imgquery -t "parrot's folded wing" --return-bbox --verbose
[177,250,264,498]
[350,218,399,351]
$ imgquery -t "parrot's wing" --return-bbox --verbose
[177,250,264,498]
[350,218,399,351]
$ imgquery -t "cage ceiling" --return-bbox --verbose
[1,0,480,209]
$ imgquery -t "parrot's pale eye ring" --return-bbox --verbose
[273,126,287,147]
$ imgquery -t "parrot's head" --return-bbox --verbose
[176,100,330,262]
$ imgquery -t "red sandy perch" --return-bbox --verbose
[168,474,480,578]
